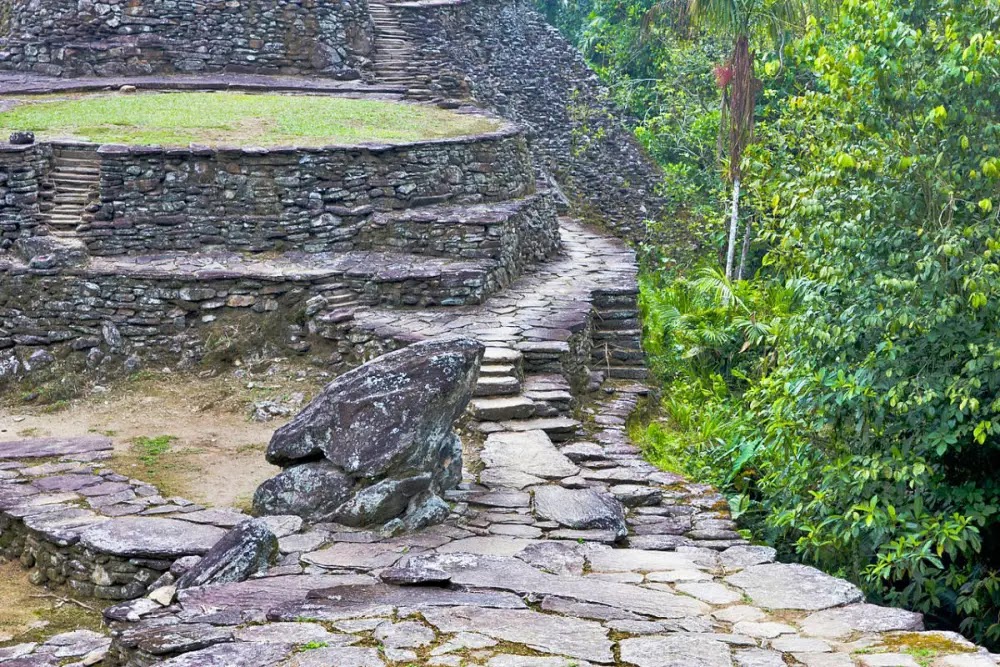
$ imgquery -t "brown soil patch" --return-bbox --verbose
[0,369,328,508]
[0,561,104,646]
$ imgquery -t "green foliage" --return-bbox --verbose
[132,435,177,471]
[634,0,1000,647]
[545,0,1000,646]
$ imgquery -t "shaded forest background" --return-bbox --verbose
[538,0,1000,647]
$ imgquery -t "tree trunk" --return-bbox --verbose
[725,177,740,280]
[737,216,752,281]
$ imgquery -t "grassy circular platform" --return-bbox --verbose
[0,91,500,147]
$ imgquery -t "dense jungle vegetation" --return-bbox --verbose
[539,0,1000,647]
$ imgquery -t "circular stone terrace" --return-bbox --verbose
[0,87,571,375]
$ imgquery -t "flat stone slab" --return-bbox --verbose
[305,583,527,612]
[799,603,924,638]
[302,542,408,570]
[152,641,293,666]
[0,436,112,460]
[481,430,579,480]
[412,552,710,619]
[79,517,227,558]
[422,607,614,663]
[437,536,542,557]
[586,549,704,573]
[620,635,733,667]
[279,646,384,667]
[531,485,626,537]
[177,574,372,611]
[725,563,864,611]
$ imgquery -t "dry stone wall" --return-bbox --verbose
[0,144,49,248]
[0,0,375,78]
[81,129,535,255]
[387,0,667,240]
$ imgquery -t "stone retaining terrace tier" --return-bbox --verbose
[0,0,376,79]
[0,112,533,250]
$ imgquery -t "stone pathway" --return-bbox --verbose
[3,386,1000,666]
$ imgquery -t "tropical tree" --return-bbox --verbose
[648,0,820,279]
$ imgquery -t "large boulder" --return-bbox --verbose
[254,337,484,528]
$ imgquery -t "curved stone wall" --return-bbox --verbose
[82,127,535,255]
[0,0,375,78]
[382,0,668,240]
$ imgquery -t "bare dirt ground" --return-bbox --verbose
[0,561,104,645]
[0,366,329,509]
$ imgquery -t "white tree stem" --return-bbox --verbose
[725,177,741,281]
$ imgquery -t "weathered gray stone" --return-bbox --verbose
[279,646,384,667]
[266,337,482,473]
[531,485,626,539]
[79,517,226,558]
[379,562,452,586]
[252,461,353,521]
[725,563,864,611]
[0,436,112,460]
[516,541,586,576]
[234,622,352,646]
[176,519,278,589]
[302,542,407,570]
[373,621,435,648]
[257,338,482,528]
[619,635,733,667]
[155,642,293,666]
[734,649,786,667]
[482,430,579,480]
[410,553,710,619]
[798,603,924,639]
[422,607,614,663]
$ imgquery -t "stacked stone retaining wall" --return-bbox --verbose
[0,0,375,79]
[0,144,50,248]
[80,128,535,255]
[385,0,667,240]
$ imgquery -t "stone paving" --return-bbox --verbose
[3,380,1000,666]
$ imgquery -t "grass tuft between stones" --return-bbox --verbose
[0,91,501,147]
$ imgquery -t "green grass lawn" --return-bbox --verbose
[0,92,499,147]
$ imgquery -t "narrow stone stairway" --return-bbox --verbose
[592,289,648,381]
[368,0,435,98]
[40,148,100,234]
[468,345,582,443]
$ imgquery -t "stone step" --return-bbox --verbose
[468,396,536,421]
[496,416,581,442]
[483,347,523,366]
[52,165,101,177]
[52,184,94,194]
[474,375,521,397]
[479,364,517,377]
[605,367,649,380]
[53,196,88,205]
[53,154,99,165]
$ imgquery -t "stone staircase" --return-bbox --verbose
[592,288,648,381]
[468,345,582,443]
[39,148,100,235]
[368,0,435,98]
